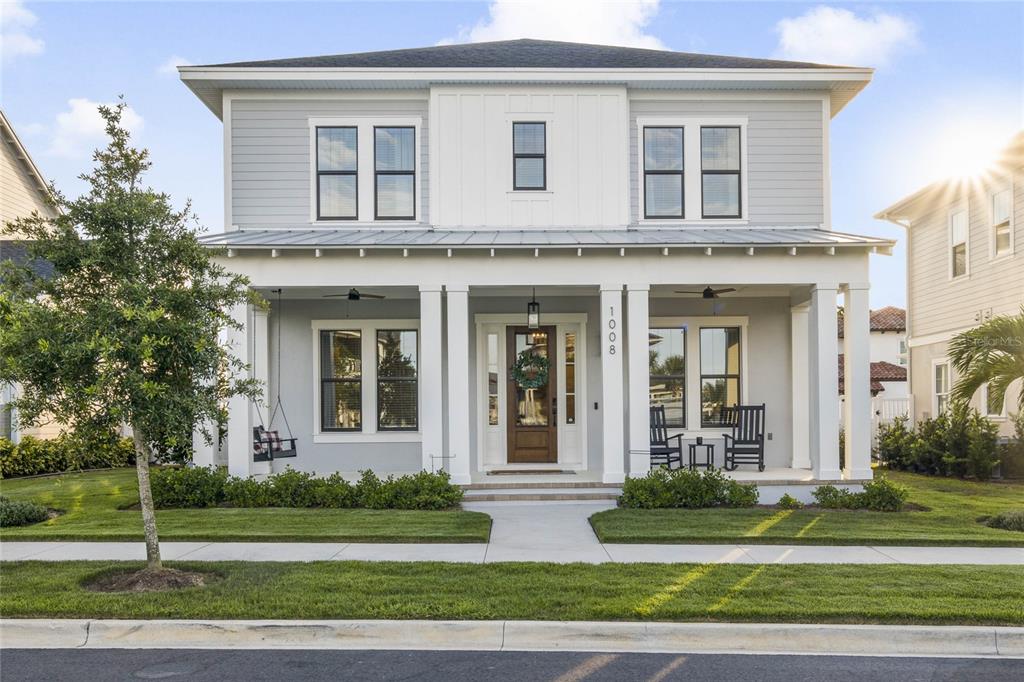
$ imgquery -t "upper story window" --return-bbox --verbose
[513,122,546,190]
[375,127,416,220]
[992,188,1012,257]
[701,127,741,219]
[316,127,358,220]
[949,208,969,278]
[643,127,684,218]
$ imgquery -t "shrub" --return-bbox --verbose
[151,466,228,508]
[222,476,273,508]
[876,416,917,469]
[812,476,908,512]
[910,414,949,476]
[0,496,50,527]
[811,484,856,509]
[618,469,677,509]
[777,493,804,510]
[307,473,356,509]
[999,412,1024,480]
[723,479,759,508]
[618,468,758,509]
[985,510,1024,533]
[0,434,134,479]
[356,470,463,510]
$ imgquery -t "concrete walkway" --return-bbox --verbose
[2,501,1023,564]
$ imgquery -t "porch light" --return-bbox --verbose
[527,288,540,329]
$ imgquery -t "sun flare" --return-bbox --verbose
[924,123,1016,181]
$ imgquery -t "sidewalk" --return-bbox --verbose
[3,502,1023,564]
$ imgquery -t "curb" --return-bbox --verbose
[2,619,1023,657]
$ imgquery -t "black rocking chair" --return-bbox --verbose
[650,405,684,469]
[721,404,767,472]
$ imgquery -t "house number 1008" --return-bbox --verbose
[607,306,617,354]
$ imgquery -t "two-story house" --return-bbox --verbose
[877,132,1023,435]
[180,39,891,493]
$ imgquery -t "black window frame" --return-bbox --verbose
[700,126,742,220]
[648,327,687,429]
[643,126,684,219]
[374,126,416,221]
[319,329,362,433]
[699,326,742,428]
[315,126,358,221]
[376,329,419,432]
[512,121,547,191]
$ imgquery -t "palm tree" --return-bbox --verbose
[949,307,1024,413]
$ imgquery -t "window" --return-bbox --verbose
[375,127,415,219]
[487,333,500,426]
[649,328,686,427]
[934,362,950,415]
[376,330,418,431]
[565,332,577,425]
[950,208,968,278]
[700,327,741,427]
[898,339,908,366]
[316,127,357,220]
[981,383,1005,418]
[320,330,362,431]
[643,127,684,218]
[513,122,546,190]
[992,188,1012,256]
[701,127,741,218]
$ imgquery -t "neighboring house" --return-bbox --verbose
[180,39,892,492]
[0,109,61,442]
[877,132,1023,436]
[838,306,909,433]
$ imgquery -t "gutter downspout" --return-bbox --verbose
[877,212,914,423]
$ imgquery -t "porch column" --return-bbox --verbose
[790,303,811,469]
[626,284,651,477]
[226,302,253,478]
[600,284,626,484]
[419,285,444,473]
[445,285,472,484]
[808,283,841,479]
[843,283,873,479]
[250,307,271,475]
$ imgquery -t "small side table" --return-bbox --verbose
[688,442,715,470]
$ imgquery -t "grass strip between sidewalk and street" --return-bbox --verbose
[2,561,1022,625]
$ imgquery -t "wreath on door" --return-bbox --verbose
[511,349,550,389]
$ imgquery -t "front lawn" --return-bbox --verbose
[1,560,1021,625]
[0,469,491,543]
[591,471,1024,546]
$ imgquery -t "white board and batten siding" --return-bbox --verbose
[229,94,430,230]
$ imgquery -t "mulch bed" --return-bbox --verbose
[83,567,209,593]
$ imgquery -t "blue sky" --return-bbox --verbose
[2,1,1022,307]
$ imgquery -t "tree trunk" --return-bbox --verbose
[132,427,161,570]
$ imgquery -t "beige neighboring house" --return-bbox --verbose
[1,109,62,442]
[877,132,1023,436]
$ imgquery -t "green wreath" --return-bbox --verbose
[511,349,550,389]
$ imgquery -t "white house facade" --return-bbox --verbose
[180,39,891,489]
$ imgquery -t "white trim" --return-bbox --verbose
[223,93,233,230]
[635,116,749,224]
[947,202,970,281]
[821,95,831,230]
[907,325,974,348]
[988,182,1015,260]
[931,358,951,417]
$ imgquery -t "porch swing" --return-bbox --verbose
[252,289,298,462]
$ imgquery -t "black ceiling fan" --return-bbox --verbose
[323,288,386,301]
[674,286,736,299]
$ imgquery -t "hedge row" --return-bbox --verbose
[0,435,135,479]
[151,466,464,510]
[618,468,759,509]
[811,477,909,512]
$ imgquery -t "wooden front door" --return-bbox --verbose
[506,326,558,463]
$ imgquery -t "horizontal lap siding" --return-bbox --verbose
[231,96,430,228]
[1,141,55,228]
[629,97,825,225]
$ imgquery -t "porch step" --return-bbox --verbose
[464,481,621,490]
[462,487,621,502]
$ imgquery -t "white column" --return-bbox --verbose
[226,302,252,478]
[790,303,811,469]
[191,420,216,468]
[808,283,841,480]
[445,285,472,485]
[419,285,444,473]
[843,283,873,480]
[250,307,271,475]
[600,284,626,484]
[626,284,651,477]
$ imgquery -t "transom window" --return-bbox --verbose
[700,327,741,427]
[643,127,684,218]
[992,188,1012,256]
[701,127,741,218]
[649,327,686,427]
[934,362,951,415]
[316,127,358,220]
[320,330,362,431]
[375,127,416,220]
[950,208,968,278]
[513,122,546,190]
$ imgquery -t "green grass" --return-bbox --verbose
[0,469,491,543]
[1,560,1021,625]
[591,471,1024,546]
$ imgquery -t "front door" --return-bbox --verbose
[506,326,558,463]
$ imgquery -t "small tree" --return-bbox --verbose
[0,101,259,572]
[949,308,1024,413]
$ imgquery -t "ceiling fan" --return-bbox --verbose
[323,288,386,301]
[674,286,736,299]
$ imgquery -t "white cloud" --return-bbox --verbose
[157,54,192,76]
[775,6,918,67]
[442,0,665,49]
[1,0,45,63]
[48,98,144,159]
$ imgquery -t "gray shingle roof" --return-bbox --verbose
[201,39,852,70]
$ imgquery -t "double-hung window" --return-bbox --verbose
[375,127,416,219]
[933,362,951,415]
[376,330,418,431]
[316,127,358,220]
[950,208,969,278]
[700,327,741,427]
[513,122,546,190]
[701,127,741,218]
[992,188,1012,256]
[649,327,686,428]
[320,330,362,431]
[643,127,684,218]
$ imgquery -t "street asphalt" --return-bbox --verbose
[1,649,1021,681]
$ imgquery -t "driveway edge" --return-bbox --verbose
[2,619,1023,657]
